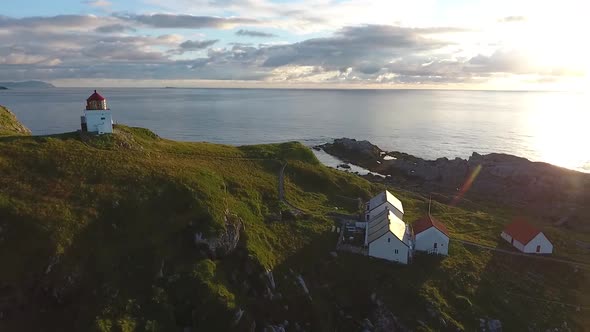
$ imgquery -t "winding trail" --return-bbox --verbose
[454,239,590,270]
[278,163,305,215]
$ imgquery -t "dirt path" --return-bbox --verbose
[278,163,305,215]
[454,239,590,270]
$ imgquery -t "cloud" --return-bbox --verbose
[95,24,136,33]
[467,50,532,73]
[119,14,259,29]
[83,0,112,7]
[259,25,451,69]
[179,39,219,50]
[0,22,474,84]
[170,39,219,54]
[0,13,581,87]
[236,29,277,37]
[497,16,527,23]
[0,14,111,30]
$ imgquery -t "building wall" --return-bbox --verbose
[84,111,113,134]
[414,227,449,255]
[366,202,404,222]
[501,232,553,254]
[368,232,409,264]
[500,231,512,244]
[523,233,553,254]
[512,239,526,252]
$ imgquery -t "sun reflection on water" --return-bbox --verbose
[526,92,590,171]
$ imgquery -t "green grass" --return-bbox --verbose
[0,105,31,136]
[0,109,588,331]
[0,123,375,331]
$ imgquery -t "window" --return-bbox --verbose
[394,249,399,254]
[536,245,541,253]
[100,117,106,120]
[434,243,438,249]
[366,214,370,221]
[388,238,390,243]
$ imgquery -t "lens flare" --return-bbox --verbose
[451,164,482,206]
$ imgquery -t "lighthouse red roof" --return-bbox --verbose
[87,90,105,101]
[413,214,449,237]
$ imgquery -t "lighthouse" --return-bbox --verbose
[81,90,113,134]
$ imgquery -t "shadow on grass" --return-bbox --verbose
[472,241,587,331]
[0,131,82,142]
[227,230,446,331]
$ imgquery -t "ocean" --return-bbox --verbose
[1,88,588,172]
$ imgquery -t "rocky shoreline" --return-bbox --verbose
[318,138,590,230]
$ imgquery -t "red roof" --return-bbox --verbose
[503,218,542,245]
[413,214,449,237]
[87,90,105,101]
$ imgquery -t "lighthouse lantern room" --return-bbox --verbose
[81,90,113,134]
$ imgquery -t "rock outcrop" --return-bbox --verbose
[321,138,383,166]
[195,210,244,257]
[319,138,590,226]
[369,295,409,332]
[0,105,31,136]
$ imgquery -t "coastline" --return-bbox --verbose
[316,138,590,231]
[3,87,588,173]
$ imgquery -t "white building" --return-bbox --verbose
[365,208,413,264]
[81,90,113,134]
[365,190,404,222]
[413,215,450,255]
[501,219,553,254]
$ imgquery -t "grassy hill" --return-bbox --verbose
[0,106,588,331]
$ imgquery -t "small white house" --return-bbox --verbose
[413,215,450,255]
[81,90,113,134]
[365,208,413,264]
[365,190,404,222]
[501,219,553,254]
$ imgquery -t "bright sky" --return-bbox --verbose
[0,0,588,89]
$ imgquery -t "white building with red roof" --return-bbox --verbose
[413,214,450,255]
[501,219,553,254]
[81,90,113,134]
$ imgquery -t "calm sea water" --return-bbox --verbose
[1,88,589,172]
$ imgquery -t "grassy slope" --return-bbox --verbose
[0,119,588,330]
[0,124,378,331]
[0,105,31,136]
[282,181,589,331]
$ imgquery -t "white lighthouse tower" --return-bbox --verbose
[81,90,113,134]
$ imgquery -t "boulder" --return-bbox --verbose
[194,210,244,257]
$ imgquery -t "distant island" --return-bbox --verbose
[0,80,54,89]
